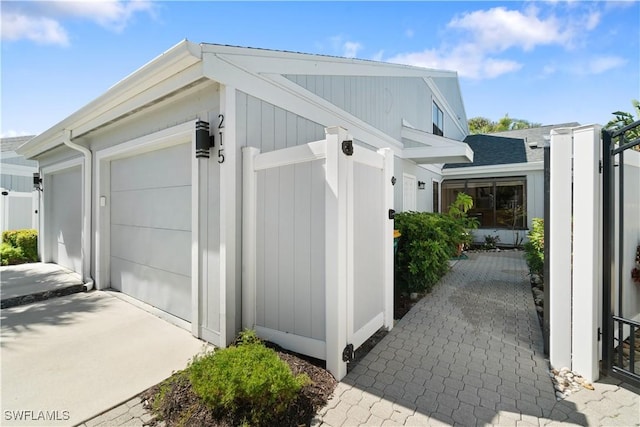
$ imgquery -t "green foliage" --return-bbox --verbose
[605,99,640,151]
[468,114,541,134]
[187,331,309,426]
[524,218,544,276]
[447,192,479,235]
[483,234,500,250]
[1,229,38,265]
[394,212,464,293]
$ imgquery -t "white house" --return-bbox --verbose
[1,136,39,233]
[17,40,472,378]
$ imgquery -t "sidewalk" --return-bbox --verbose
[84,252,639,426]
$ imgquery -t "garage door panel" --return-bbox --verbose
[110,144,191,192]
[110,186,191,231]
[110,142,191,321]
[110,257,191,321]
[111,224,191,277]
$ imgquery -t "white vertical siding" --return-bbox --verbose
[353,162,384,331]
[47,167,82,273]
[254,160,326,341]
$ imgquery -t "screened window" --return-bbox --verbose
[441,177,527,229]
[433,102,444,136]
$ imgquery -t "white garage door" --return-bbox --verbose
[110,143,192,321]
[48,167,82,274]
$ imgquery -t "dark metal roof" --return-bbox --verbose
[445,123,580,169]
[1,135,35,153]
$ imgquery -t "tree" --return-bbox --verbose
[604,99,640,151]
[467,114,541,134]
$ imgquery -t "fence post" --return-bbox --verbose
[325,126,349,381]
[571,125,601,382]
[379,148,395,330]
[242,147,260,331]
[549,128,573,370]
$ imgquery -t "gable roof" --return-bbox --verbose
[444,122,581,169]
[1,135,35,153]
[18,40,469,162]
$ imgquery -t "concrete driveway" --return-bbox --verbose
[1,291,208,426]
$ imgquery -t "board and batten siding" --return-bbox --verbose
[284,75,465,142]
[254,160,326,341]
[235,91,325,153]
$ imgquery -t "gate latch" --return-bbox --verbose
[342,344,354,362]
[388,209,396,220]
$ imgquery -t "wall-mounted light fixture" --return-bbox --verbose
[418,180,426,190]
[33,173,43,191]
[195,120,215,159]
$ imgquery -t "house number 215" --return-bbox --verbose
[217,114,225,164]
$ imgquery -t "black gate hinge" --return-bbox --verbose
[598,327,601,342]
[388,209,396,220]
[342,343,354,362]
[599,160,603,174]
[342,140,354,156]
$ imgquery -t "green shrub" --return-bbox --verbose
[1,229,38,265]
[1,242,24,266]
[524,218,544,276]
[394,212,463,293]
[187,330,309,426]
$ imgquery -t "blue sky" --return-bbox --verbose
[2,1,639,137]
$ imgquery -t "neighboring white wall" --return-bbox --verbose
[45,166,82,273]
[0,191,38,233]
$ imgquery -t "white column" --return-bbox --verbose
[219,85,239,346]
[324,126,349,381]
[242,146,260,331]
[571,125,602,382]
[549,128,573,370]
[379,148,395,330]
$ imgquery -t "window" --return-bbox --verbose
[441,177,527,229]
[432,102,444,136]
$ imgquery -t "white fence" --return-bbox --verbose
[548,124,640,382]
[0,189,38,234]
[242,127,394,380]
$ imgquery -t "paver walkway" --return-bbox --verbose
[85,252,639,426]
[314,252,639,426]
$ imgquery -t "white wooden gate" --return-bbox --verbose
[0,190,38,234]
[242,126,394,380]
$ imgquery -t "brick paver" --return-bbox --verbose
[84,252,639,427]
[314,252,640,426]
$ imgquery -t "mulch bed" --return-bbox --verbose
[141,343,338,427]
[141,282,422,426]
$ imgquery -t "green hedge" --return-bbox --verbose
[524,218,544,276]
[394,212,466,293]
[1,229,38,266]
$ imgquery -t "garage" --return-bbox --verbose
[47,166,82,274]
[109,143,192,321]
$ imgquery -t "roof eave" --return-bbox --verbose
[17,40,203,159]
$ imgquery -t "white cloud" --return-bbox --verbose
[342,41,362,58]
[448,6,573,52]
[388,44,522,79]
[371,50,384,62]
[1,12,69,46]
[1,1,154,46]
[584,56,627,74]
[385,4,611,80]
